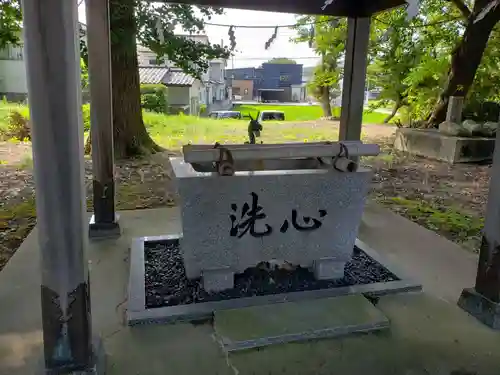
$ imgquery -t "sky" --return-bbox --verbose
[77,5,319,69]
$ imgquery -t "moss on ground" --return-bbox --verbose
[378,197,483,251]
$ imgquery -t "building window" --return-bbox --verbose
[244,88,248,95]
[233,87,241,95]
[149,59,158,65]
[0,44,23,60]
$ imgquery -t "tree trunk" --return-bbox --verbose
[109,0,162,158]
[319,86,332,117]
[384,98,401,123]
[427,5,500,127]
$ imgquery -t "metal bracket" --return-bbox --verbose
[318,142,358,172]
[214,143,235,176]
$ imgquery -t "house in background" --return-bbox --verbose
[227,63,304,102]
[137,34,231,113]
[231,79,253,101]
[0,24,88,102]
[139,66,202,115]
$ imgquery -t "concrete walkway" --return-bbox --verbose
[360,202,479,303]
[0,205,498,375]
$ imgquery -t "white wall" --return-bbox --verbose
[167,86,190,105]
[209,61,223,82]
[0,60,27,94]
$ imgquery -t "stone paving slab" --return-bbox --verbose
[214,295,389,351]
[227,293,500,375]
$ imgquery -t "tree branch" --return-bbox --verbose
[449,0,472,19]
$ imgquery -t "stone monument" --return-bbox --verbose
[171,142,379,291]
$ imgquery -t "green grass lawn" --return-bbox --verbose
[0,102,389,151]
[233,104,392,124]
[144,112,342,150]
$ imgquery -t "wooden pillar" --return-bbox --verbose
[86,0,120,239]
[21,0,104,372]
[339,17,371,143]
[458,114,500,329]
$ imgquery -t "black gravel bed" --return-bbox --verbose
[144,239,399,309]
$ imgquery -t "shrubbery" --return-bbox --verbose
[2,110,31,141]
[140,84,168,113]
[82,103,91,132]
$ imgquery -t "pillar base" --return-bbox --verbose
[458,287,500,329]
[38,337,106,374]
[89,213,121,240]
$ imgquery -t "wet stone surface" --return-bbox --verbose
[144,239,399,309]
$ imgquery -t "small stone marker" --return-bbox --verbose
[446,96,464,124]
[213,295,389,352]
[171,157,372,292]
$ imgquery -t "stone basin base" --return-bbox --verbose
[126,235,422,325]
[394,128,495,163]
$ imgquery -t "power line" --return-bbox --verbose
[205,18,334,29]
[206,15,462,30]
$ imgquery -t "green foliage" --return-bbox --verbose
[140,84,168,113]
[132,1,231,79]
[82,104,91,132]
[292,17,346,101]
[264,58,297,64]
[0,0,22,49]
[200,104,207,115]
[81,58,89,90]
[1,110,30,141]
[368,0,464,123]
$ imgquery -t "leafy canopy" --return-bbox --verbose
[0,0,22,49]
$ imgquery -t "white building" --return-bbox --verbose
[0,24,87,102]
[0,42,26,101]
[137,34,231,112]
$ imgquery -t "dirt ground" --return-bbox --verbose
[0,122,490,271]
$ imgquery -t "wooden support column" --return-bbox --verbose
[339,17,371,143]
[86,0,120,239]
[21,0,104,372]
[458,115,500,329]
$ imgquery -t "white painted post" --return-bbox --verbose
[339,17,371,142]
[22,0,102,371]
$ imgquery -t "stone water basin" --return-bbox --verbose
[190,157,325,173]
[170,156,373,292]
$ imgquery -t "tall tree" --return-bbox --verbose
[0,0,21,49]
[293,17,346,117]
[107,0,230,158]
[368,0,463,124]
[428,0,500,126]
[368,10,421,123]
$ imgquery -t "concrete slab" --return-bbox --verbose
[214,295,389,351]
[394,128,495,163]
[1,205,498,375]
[359,202,479,303]
[227,293,500,375]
